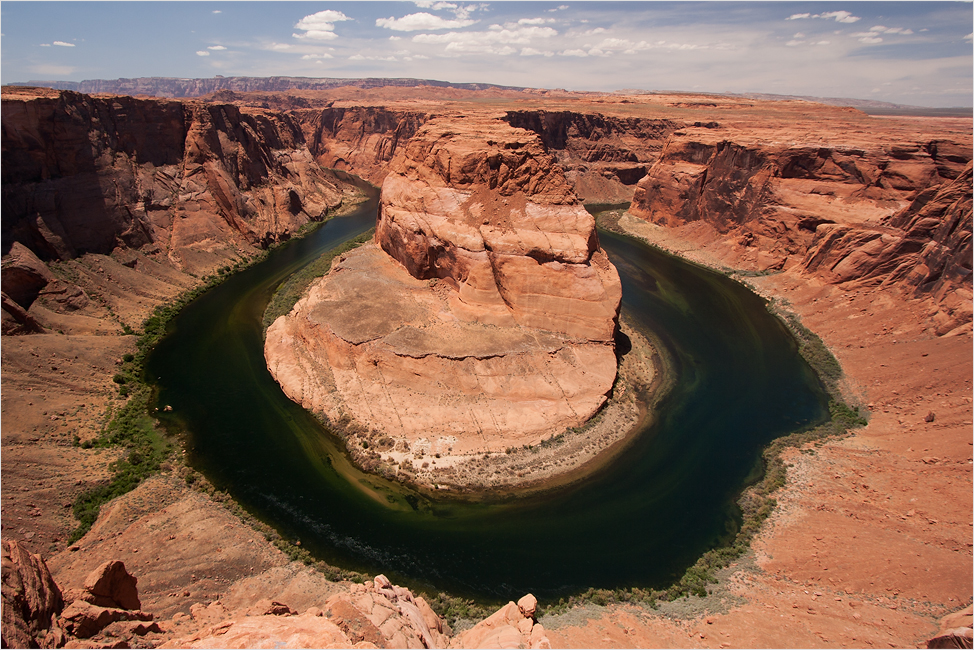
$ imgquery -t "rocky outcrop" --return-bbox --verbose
[1,540,65,648]
[266,116,623,478]
[376,117,620,341]
[926,604,974,649]
[450,594,550,649]
[2,87,358,276]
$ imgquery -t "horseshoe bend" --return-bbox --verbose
[263,116,660,490]
[1,76,972,648]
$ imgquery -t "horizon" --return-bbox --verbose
[1,1,972,108]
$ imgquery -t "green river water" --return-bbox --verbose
[146,189,829,603]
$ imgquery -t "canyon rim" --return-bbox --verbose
[2,11,972,644]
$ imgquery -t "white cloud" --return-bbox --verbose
[293,10,351,40]
[518,18,554,25]
[867,26,914,35]
[40,43,51,47]
[817,11,860,23]
[793,32,805,38]
[414,24,556,46]
[547,4,568,11]
[414,1,457,9]
[587,38,706,54]
[815,40,831,45]
[269,43,291,50]
[53,41,75,47]
[348,53,400,61]
[521,47,554,57]
[212,10,221,14]
[966,33,973,42]
[294,30,339,41]
[376,12,477,31]
[29,64,76,75]
[207,45,226,50]
[196,50,210,56]
[858,36,883,44]
[561,49,588,57]
[301,53,334,59]
[389,36,402,41]
[788,10,860,24]
[786,40,803,47]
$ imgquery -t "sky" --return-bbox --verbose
[1,2,971,107]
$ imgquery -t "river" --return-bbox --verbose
[147,189,828,603]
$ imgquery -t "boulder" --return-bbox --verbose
[59,600,153,639]
[927,604,974,649]
[82,560,141,611]
[1,540,65,648]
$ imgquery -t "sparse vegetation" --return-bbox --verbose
[262,228,376,333]
[68,251,271,543]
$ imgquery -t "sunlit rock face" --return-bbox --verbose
[266,116,622,456]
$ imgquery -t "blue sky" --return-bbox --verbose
[2,2,971,106]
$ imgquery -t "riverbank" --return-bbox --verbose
[337,317,668,499]
[535,209,973,647]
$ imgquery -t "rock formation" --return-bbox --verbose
[266,116,623,477]
[450,594,550,649]
[926,604,974,649]
[504,109,678,203]
[1,540,65,648]
[627,124,972,329]
[296,107,430,185]
[2,87,358,276]
[3,84,972,649]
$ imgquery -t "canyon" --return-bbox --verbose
[2,81,971,648]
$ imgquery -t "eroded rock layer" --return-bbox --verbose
[2,87,358,276]
[266,117,622,464]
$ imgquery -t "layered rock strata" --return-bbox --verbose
[266,117,624,477]
[627,126,973,331]
[2,87,358,276]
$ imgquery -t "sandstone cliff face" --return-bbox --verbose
[628,127,973,316]
[296,106,429,184]
[2,88,355,275]
[505,110,679,203]
[800,162,972,333]
[376,117,620,341]
[266,116,623,474]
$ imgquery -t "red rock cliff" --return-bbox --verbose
[376,116,621,342]
[2,88,356,274]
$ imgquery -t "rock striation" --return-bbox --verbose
[627,126,972,331]
[2,87,358,276]
[266,116,623,477]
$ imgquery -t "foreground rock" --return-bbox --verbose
[2,540,65,648]
[266,116,625,485]
[6,537,548,650]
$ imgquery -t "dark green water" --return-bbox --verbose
[147,194,829,603]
